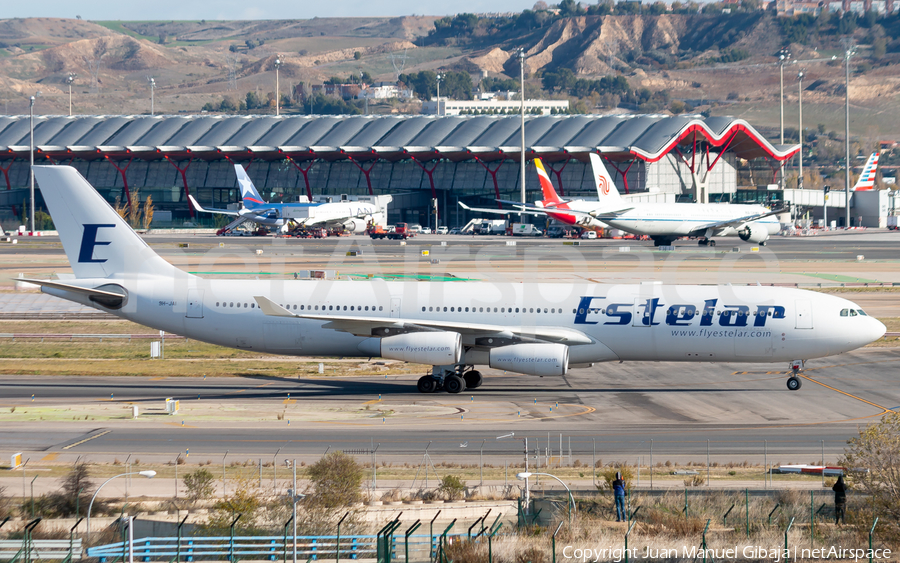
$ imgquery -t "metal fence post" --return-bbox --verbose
[439,520,456,563]
[229,514,242,563]
[282,516,293,563]
[869,517,879,563]
[768,504,780,527]
[624,519,636,563]
[785,516,794,555]
[336,511,349,563]
[701,519,710,563]
[404,520,421,563]
[551,521,563,563]
[176,515,188,563]
[428,511,440,560]
[810,490,814,547]
[745,488,750,538]
[488,522,503,563]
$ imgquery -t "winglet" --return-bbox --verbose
[254,296,296,317]
[188,195,209,213]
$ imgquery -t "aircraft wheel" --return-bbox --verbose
[444,374,466,394]
[760,241,767,246]
[698,239,707,246]
[417,376,437,394]
[786,376,801,391]
[464,370,483,389]
[709,240,716,247]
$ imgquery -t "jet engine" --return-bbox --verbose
[489,343,569,376]
[343,218,369,233]
[358,332,462,365]
[738,223,769,243]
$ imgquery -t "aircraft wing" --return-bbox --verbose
[188,195,240,216]
[254,296,592,345]
[493,200,634,218]
[693,207,788,231]
[457,202,547,216]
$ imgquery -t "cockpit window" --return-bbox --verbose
[840,309,849,317]
[858,309,868,316]
[850,310,858,316]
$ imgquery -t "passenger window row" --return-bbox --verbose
[420,306,567,314]
[215,301,384,312]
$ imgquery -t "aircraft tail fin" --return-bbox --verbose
[535,159,563,204]
[589,153,624,203]
[32,166,175,279]
[852,152,879,191]
[235,164,267,207]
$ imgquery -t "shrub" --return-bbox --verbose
[438,475,467,500]
[306,451,365,508]
[596,466,634,491]
[184,468,215,501]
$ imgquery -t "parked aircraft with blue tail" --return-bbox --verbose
[189,164,391,233]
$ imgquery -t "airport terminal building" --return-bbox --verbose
[0,114,800,228]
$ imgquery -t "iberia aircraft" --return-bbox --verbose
[461,154,785,247]
[26,166,885,393]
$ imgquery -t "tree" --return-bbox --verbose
[841,411,900,541]
[184,468,215,501]
[558,0,585,17]
[305,452,364,508]
[437,475,467,500]
[353,51,362,60]
[245,91,263,110]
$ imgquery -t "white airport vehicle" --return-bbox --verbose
[462,155,784,247]
[26,166,885,394]
[189,164,390,234]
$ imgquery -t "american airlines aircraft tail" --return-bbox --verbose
[852,152,879,191]
[28,166,886,394]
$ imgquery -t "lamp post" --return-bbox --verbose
[516,471,576,522]
[360,70,368,116]
[87,471,156,540]
[275,57,282,116]
[148,78,155,116]
[798,70,804,190]
[286,489,305,563]
[29,91,41,234]
[519,48,527,218]
[66,74,76,116]
[843,41,855,228]
[435,72,444,116]
[779,49,790,145]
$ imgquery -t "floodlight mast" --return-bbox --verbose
[519,48,526,218]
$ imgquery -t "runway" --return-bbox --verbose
[1,347,896,464]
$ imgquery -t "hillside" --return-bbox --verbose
[0,13,898,138]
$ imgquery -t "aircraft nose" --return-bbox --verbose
[868,317,887,343]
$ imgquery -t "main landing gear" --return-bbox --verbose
[417,365,483,394]
[698,238,716,247]
[786,359,804,391]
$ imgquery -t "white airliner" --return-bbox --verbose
[26,166,885,394]
[462,154,783,247]
[188,164,389,234]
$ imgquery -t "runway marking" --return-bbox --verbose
[40,453,58,462]
[798,374,891,414]
[166,422,197,428]
[225,382,275,395]
[62,430,110,450]
[282,399,296,405]
[362,399,382,405]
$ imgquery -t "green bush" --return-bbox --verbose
[184,468,216,501]
[438,475,467,500]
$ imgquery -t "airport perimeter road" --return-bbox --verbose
[2,347,897,464]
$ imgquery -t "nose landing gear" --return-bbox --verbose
[787,359,805,391]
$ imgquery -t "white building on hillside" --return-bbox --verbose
[422,99,570,116]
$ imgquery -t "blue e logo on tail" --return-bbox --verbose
[78,224,115,263]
